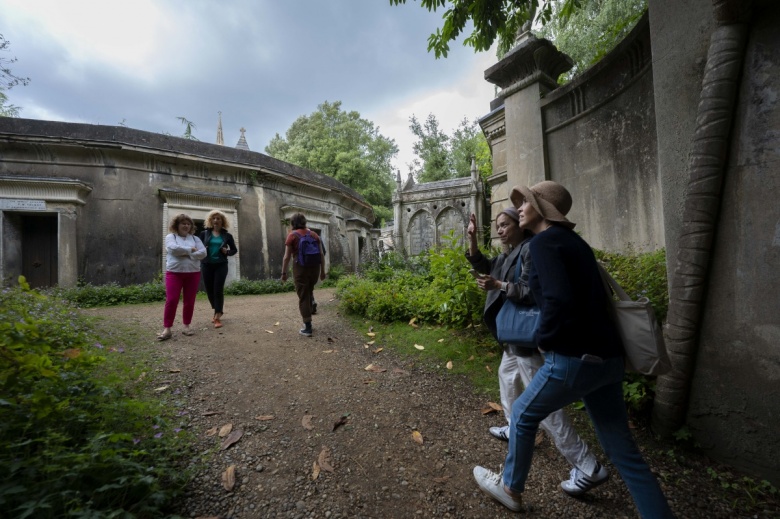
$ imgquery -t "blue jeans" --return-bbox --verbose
[504,351,674,519]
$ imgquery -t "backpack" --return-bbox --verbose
[296,231,322,267]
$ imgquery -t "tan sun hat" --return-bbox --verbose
[510,180,576,229]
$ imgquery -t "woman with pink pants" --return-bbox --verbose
[157,213,206,341]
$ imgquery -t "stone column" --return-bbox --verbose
[484,34,572,194]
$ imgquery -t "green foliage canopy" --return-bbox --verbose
[0,34,28,118]
[265,101,398,225]
[409,114,492,183]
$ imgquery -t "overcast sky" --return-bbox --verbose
[1,0,499,173]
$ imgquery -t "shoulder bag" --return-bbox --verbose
[495,258,540,348]
[598,264,671,376]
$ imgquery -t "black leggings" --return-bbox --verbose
[201,262,228,314]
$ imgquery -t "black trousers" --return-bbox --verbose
[201,262,228,314]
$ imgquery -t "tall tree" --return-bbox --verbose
[0,34,29,118]
[265,101,398,226]
[409,114,492,184]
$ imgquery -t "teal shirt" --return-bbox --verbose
[207,234,224,263]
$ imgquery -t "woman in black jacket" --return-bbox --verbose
[199,210,238,328]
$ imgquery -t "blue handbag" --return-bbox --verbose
[495,258,541,347]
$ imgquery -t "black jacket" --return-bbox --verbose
[198,230,238,265]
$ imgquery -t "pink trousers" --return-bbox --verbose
[164,271,200,328]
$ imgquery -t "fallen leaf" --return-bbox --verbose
[318,446,335,472]
[466,323,473,329]
[366,332,376,337]
[328,298,335,302]
[222,464,236,491]
[220,429,243,450]
[408,317,417,325]
[468,355,475,361]
[446,360,453,370]
[481,407,497,415]
[437,338,445,343]
[62,348,81,359]
[333,414,349,431]
[373,347,383,354]
[311,460,321,480]
[412,431,424,445]
[302,415,315,431]
[366,340,375,345]
[274,321,280,326]
[154,385,169,392]
[485,365,492,373]
[364,344,370,349]
[362,378,375,384]
[322,349,334,353]
[265,330,274,334]
[535,430,545,446]
[255,415,275,421]
[218,423,233,437]
[205,426,218,436]
[414,344,425,350]
[392,368,408,375]
[168,368,181,373]
[434,475,451,483]
[202,411,221,416]
[136,372,146,382]
[487,402,503,412]
[364,363,387,373]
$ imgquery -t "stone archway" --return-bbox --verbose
[435,206,466,247]
[407,210,433,255]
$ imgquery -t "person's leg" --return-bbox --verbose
[516,353,599,477]
[181,271,200,326]
[163,271,184,328]
[584,374,675,518]
[213,262,228,315]
[498,351,523,424]
[201,263,216,313]
[293,264,313,334]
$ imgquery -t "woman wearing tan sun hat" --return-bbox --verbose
[473,180,674,518]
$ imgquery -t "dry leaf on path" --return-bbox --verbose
[362,378,375,384]
[218,423,233,437]
[364,363,386,373]
[414,344,425,350]
[487,401,503,412]
[322,349,334,353]
[434,475,451,483]
[220,429,243,450]
[255,415,275,421]
[274,321,280,326]
[412,431,424,444]
[154,385,169,392]
[168,368,181,373]
[311,460,321,480]
[265,330,274,334]
[366,332,376,337]
[373,347,383,354]
[318,446,334,472]
[332,414,349,431]
[222,464,236,491]
[205,426,218,436]
[136,372,146,382]
[302,415,315,430]
[437,338,445,343]
[202,411,221,416]
[446,360,453,370]
[366,340,375,345]
[392,368,408,375]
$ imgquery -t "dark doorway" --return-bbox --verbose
[22,213,58,288]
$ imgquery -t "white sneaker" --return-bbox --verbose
[473,466,523,512]
[560,463,609,496]
[489,425,510,441]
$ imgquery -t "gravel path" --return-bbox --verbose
[87,289,777,519]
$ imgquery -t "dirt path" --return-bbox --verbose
[87,290,742,519]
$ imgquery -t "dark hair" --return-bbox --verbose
[169,213,196,234]
[291,213,307,230]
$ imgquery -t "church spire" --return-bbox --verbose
[216,111,224,145]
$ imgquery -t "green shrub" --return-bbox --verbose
[1,278,191,517]
[224,278,294,296]
[48,280,167,308]
[594,247,668,322]
[320,263,346,288]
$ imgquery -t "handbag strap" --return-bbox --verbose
[597,263,632,302]
[513,256,522,283]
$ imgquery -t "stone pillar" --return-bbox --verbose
[483,33,572,200]
[56,207,79,287]
[392,170,403,254]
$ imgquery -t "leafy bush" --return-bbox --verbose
[48,281,167,308]
[1,278,191,517]
[223,278,294,296]
[320,263,346,288]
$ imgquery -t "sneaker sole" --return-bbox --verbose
[560,473,610,497]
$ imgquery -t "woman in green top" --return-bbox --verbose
[199,210,238,328]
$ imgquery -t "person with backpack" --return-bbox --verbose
[281,213,326,336]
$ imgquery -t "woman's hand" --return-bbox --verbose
[220,245,229,255]
[477,275,501,292]
[190,247,197,252]
[467,213,477,238]
[281,272,288,282]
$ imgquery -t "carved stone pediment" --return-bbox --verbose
[484,34,573,90]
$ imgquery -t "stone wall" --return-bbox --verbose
[0,119,374,287]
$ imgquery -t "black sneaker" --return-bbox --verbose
[300,324,313,337]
